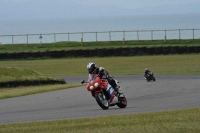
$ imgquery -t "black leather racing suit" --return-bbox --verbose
[96,67,117,89]
[144,70,151,79]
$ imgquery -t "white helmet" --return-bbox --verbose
[87,62,96,74]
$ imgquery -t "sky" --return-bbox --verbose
[72,0,200,9]
[0,0,200,20]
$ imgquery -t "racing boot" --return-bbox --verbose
[115,85,123,95]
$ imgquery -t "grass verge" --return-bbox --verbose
[0,67,66,88]
[0,84,84,100]
[0,108,199,133]
[0,54,200,76]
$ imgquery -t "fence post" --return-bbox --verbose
[96,32,97,42]
[109,31,111,41]
[12,35,14,45]
[81,38,83,45]
[193,29,194,40]
[164,30,166,42]
[137,30,139,41]
[54,34,56,44]
[39,34,43,46]
[123,31,125,43]
[151,30,153,41]
[68,33,70,43]
[27,34,28,45]
[81,32,83,45]
[179,29,181,40]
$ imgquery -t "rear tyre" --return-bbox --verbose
[95,93,109,110]
[117,96,127,108]
[152,76,156,81]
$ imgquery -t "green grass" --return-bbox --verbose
[0,39,200,53]
[0,108,199,133]
[0,67,66,88]
[0,54,199,99]
[0,54,200,131]
[0,54,200,76]
[0,84,83,100]
[0,67,83,99]
[0,67,63,82]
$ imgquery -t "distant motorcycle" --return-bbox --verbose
[144,71,156,82]
[81,75,127,110]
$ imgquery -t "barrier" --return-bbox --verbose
[178,46,187,54]
[130,47,138,56]
[162,46,170,55]
[105,48,113,56]
[170,46,179,54]
[89,49,97,57]
[146,47,155,55]
[195,46,200,53]
[0,46,199,60]
[186,46,195,53]
[121,48,130,56]
[138,47,146,55]
[97,49,105,57]
[1,28,200,44]
[113,48,121,56]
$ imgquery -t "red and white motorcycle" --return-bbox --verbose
[81,74,127,110]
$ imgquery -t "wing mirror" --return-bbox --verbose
[81,80,85,84]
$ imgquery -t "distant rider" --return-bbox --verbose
[144,68,151,80]
[86,62,119,93]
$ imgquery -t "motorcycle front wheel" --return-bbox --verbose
[152,76,156,81]
[95,93,109,110]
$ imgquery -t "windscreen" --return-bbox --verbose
[87,74,98,83]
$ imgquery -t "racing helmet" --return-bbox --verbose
[145,68,148,71]
[87,62,96,74]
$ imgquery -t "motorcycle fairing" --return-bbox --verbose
[86,74,108,92]
[106,84,118,104]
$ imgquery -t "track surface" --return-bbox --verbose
[0,75,200,124]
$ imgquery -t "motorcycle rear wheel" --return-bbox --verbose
[152,76,156,81]
[117,96,127,108]
[95,93,109,110]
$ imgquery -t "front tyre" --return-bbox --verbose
[117,96,127,108]
[152,76,156,81]
[95,93,109,110]
[146,76,150,82]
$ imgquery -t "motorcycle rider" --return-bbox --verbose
[86,62,119,93]
[144,68,152,80]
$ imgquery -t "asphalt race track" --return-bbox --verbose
[0,75,200,124]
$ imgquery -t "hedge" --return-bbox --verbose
[0,46,200,60]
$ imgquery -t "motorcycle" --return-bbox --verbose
[144,71,156,82]
[81,74,127,110]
